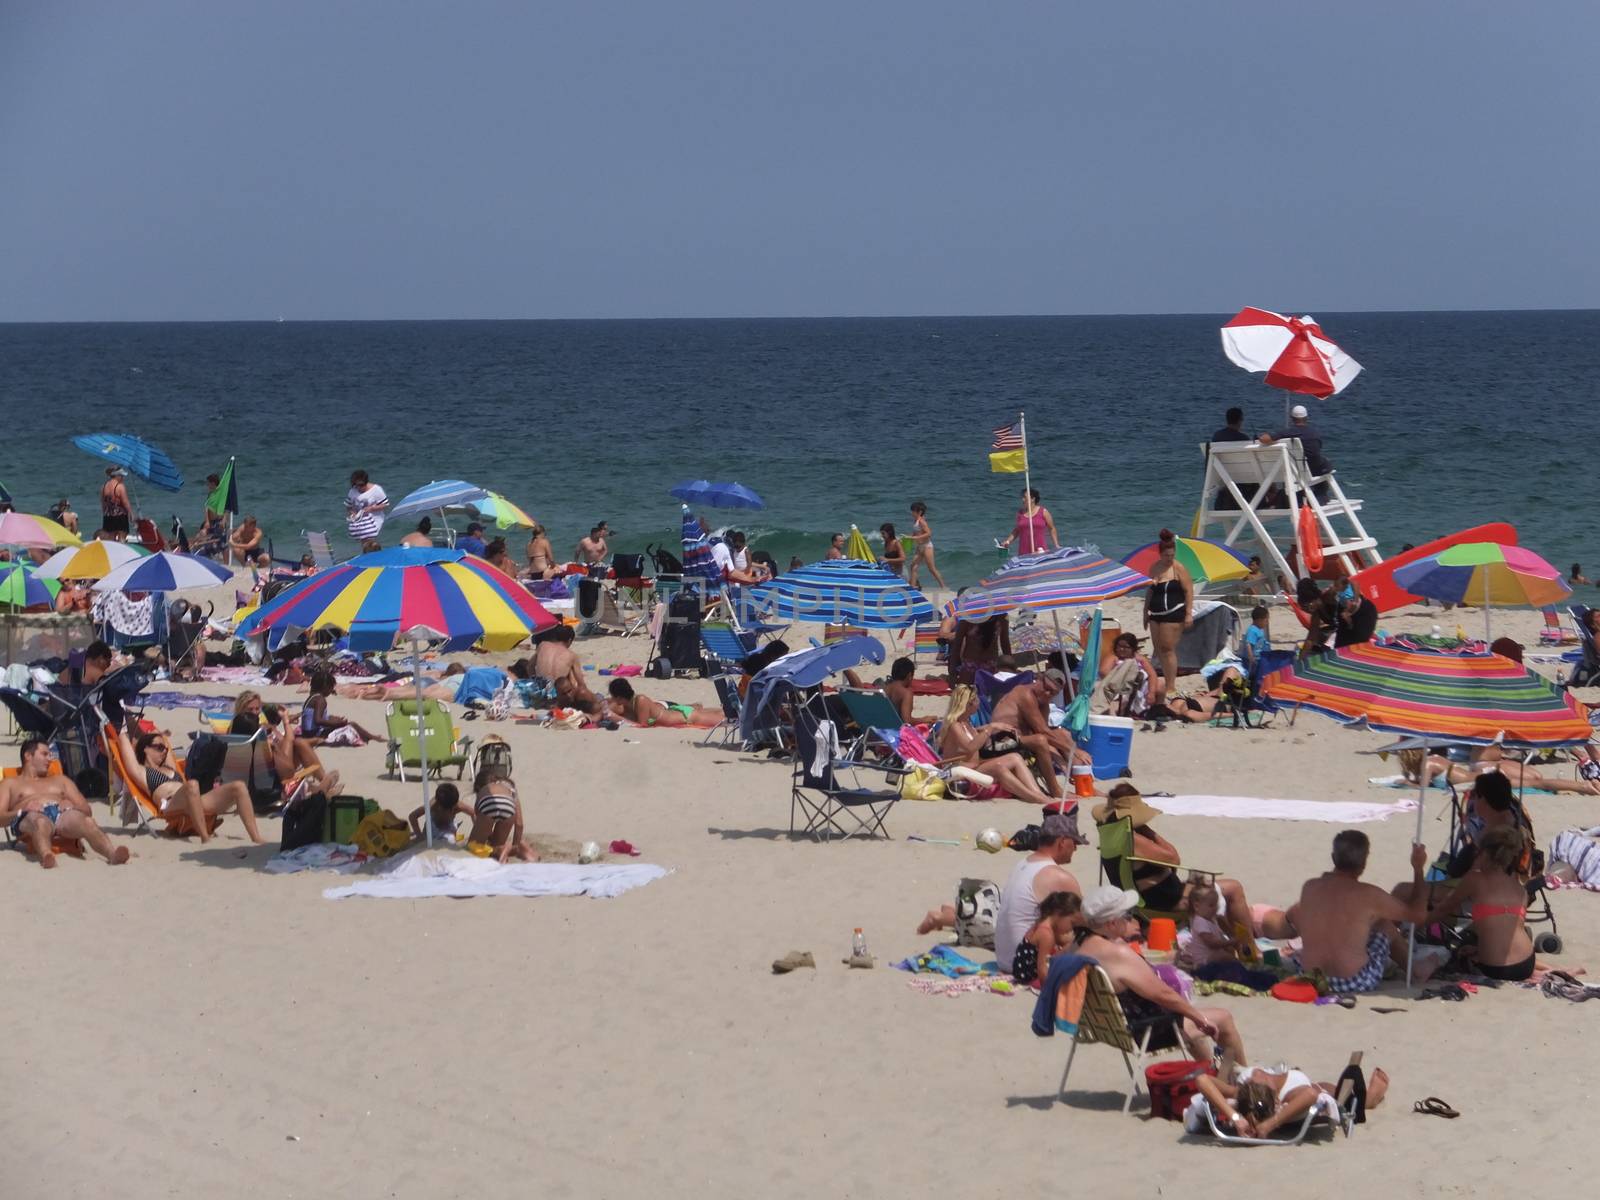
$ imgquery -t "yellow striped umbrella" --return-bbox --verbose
[845,524,876,562]
[34,539,149,580]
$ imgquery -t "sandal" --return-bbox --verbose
[1413,1097,1460,1119]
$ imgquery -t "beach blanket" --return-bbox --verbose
[265,843,367,874]
[906,975,1016,998]
[323,852,668,900]
[1149,795,1418,824]
[198,666,271,685]
[1549,828,1600,887]
[892,944,999,977]
[1369,774,1450,791]
[141,690,243,713]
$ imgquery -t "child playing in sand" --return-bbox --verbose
[410,782,472,845]
[1008,890,1081,985]
[469,764,537,864]
[1180,882,1240,967]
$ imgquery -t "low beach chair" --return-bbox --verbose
[384,700,472,781]
[908,623,946,667]
[700,622,758,674]
[1096,817,1218,924]
[699,674,746,748]
[1,761,85,859]
[1539,607,1580,647]
[1057,965,1184,1114]
[1566,605,1600,688]
[789,702,905,840]
[103,722,218,838]
[1189,1054,1364,1145]
[304,531,336,571]
[206,728,283,812]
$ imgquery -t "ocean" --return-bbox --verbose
[2,311,1595,587]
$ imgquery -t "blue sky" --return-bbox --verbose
[2,1,1595,319]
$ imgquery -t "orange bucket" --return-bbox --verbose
[1145,917,1177,953]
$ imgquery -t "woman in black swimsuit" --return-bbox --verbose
[100,467,131,541]
[1142,529,1193,700]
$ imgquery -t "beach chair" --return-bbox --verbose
[1208,647,1293,730]
[1,761,85,859]
[206,728,283,812]
[835,688,905,758]
[1057,965,1184,1114]
[102,722,218,838]
[1566,605,1600,688]
[384,700,472,781]
[1189,1054,1364,1145]
[304,531,336,571]
[1096,817,1218,924]
[789,701,905,840]
[908,623,946,667]
[1539,607,1580,647]
[701,622,758,674]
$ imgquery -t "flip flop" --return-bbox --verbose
[608,839,641,856]
[1413,1097,1460,1119]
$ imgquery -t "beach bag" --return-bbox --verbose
[899,764,946,801]
[183,733,228,793]
[1145,1060,1216,1121]
[327,795,379,844]
[280,790,328,852]
[954,878,1000,949]
[350,809,410,858]
[475,738,513,780]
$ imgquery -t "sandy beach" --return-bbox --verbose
[4,590,1592,1200]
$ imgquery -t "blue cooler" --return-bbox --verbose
[1085,715,1134,780]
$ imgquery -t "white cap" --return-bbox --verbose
[1081,884,1142,925]
[1290,404,1309,420]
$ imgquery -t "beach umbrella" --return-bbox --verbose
[740,634,886,743]
[71,432,184,492]
[35,539,149,581]
[669,480,764,510]
[1392,542,1569,640]
[679,506,721,586]
[952,546,1151,622]
[236,546,558,847]
[1220,308,1363,401]
[749,560,935,629]
[390,480,491,520]
[1122,536,1251,586]
[466,491,536,530]
[1259,643,1591,748]
[0,511,83,549]
[845,525,876,563]
[93,551,233,593]
[0,562,61,610]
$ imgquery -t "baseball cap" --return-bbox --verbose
[1290,404,1309,419]
[1040,813,1077,842]
[1041,667,1068,690]
[1081,884,1142,925]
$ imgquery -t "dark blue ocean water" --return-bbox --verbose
[2,312,1595,586]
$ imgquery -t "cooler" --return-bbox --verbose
[1085,714,1133,780]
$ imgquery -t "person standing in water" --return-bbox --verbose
[905,501,946,591]
[998,487,1059,556]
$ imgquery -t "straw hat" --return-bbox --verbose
[1091,785,1160,829]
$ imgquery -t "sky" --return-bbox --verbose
[2,1,1596,320]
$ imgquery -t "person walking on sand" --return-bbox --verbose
[906,501,946,591]
[998,488,1059,556]
[345,470,388,545]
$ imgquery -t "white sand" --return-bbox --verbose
[5,596,1594,1198]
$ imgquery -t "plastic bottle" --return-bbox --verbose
[852,928,867,958]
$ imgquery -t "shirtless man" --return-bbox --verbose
[989,669,1085,795]
[0,739,129,868]
[605,679,722,728]
[531,625,599,713]
[576,523,609,566]
[918,813,1083,953]
[228,515,264,565]
[844,657,916,723]
[1076,884,1247,1068]
[400,516,434,548]
[1286,830,1428,994]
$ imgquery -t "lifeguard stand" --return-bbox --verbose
[1196,439,1381,586]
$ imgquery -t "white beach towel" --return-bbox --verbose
[323,851,668,900]
[266,843,367,874]
[1149,795,1419,824]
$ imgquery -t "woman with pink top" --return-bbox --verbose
[998,488,1059,556]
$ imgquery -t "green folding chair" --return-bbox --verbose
[1095,816,1218,925]
[385,699,473,781]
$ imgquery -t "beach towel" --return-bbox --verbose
[1549,828,1600,886]
[891,944,999,977]
[1031,952,1094,1036]
[323,852,668,900]
[140,690,246,712]
[1369,774,1449,791]
[1149,795,1418,824]
[265,843,367,874]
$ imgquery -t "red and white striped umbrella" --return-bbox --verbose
[1220,307,1362,398]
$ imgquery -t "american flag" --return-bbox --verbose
[991,419,1024,450]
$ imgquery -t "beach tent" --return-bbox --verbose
[739,635,885,744]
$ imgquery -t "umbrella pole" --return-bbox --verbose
[1406,761,1427,990]
[415,634,431,849]
[1484,573,1491,643]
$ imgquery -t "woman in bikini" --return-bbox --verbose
[878,523,906,577]
[231,691,334,788]
[525,524,557,579]
[1191,1061,1389,1139]
[936,688,1061,806]
[1420,825,1544,982]
[606,679,722,728]
[470,763,537,863]
[1142,529,1193,700]
[905,501,946,591]
[1398,746,1600,796]
[118,724,265,844]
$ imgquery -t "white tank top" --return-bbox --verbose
[995,856,1052,972]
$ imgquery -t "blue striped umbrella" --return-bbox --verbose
[92,551,232,593]
[680,506,721,584]
[952,546,1151,621]
[390,479,492,519]
[669,480,765,509]
[71,433,184,492]
[749,559,935,629]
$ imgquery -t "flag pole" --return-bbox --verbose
[1020,410,1034,554]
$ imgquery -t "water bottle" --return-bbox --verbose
[852,928,867,958]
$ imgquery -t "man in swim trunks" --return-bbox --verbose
[0,739,130,868]
[531,625,599,713]
[1286,830,1428,993]
[989,669,1087,795]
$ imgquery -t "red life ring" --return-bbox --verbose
[1297,506,1324,573]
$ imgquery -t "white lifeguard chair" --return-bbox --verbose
[1196,439,1381,586]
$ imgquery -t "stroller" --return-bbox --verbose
[1210,648,1295,729]
[0,661,151,784]
[644,544,683,589]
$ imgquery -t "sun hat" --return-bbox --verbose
[1290,404,1309,419]
[1081,884,1142,925]
[1091,785,1161,828]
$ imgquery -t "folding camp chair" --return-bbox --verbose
[699,674,745,748]
[385,700,472,781]
[1096,816,1218,924]
[304,531,337,570]
[206,728,284,813]
[907,623,946,668]
[1567,605,1600,688]
[789,700,905,840]
[701,622,758,674]
[1208,647,1294,729]
[102,722,219,837]
[1057,965,1185,1114]
[835,688,905,758]
[1539,606,1580,647]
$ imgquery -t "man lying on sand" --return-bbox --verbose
[1286,830,1428,993]
[0,739,129,868]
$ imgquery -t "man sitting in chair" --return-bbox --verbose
[0,739,129,868]
[1075,884,1246,1068]
[842,656,916,724]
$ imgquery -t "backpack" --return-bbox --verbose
[280,790,329,852]
[351,809,410,858]
[474,738,513,780]
[185,733,229,793]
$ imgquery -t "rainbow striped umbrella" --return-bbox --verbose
[467,491,536,530]
[235,545,556,653]
[1122,536,1252,585]
[1394,541,1569,639]
[1259,643,1592,747]
[952,546,1151,621]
